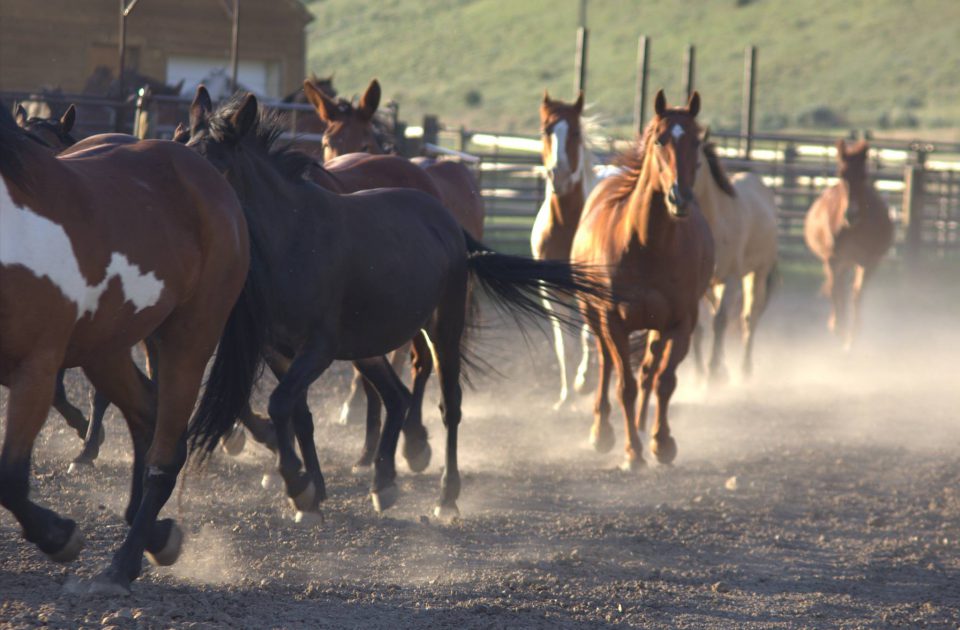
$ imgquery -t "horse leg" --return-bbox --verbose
[338,366,368,426]
[573,323,592,394]
[708,281,734,385]
[352,374,382,471]
[289,393,327,523]
[586,307,614,454]
[542,290,570,410]
[52,368,88,439]
[1,353,85,562]
[828,258,851,337]
[607,317,642,471]
[266,339,334,516]
[847,263,875,351]
[650,329,691,465]
[740,268,769,379]
[70,389,110,470]
[354,356,412,513]
[636,330,662,438]
[237,403,278,453]
[401,334,432,473]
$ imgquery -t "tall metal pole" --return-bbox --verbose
[117,0,140,131]
[634,35,650,134]
[682,44,695,99]
[229,0,240,93]
[741,45,757,159]
[573,26,589,97]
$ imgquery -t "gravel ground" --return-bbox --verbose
[2,271,959,628]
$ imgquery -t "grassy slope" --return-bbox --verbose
[304,0,960,136]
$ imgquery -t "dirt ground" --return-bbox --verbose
[2,267,959,629]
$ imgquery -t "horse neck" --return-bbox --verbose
[627,151,670,248]
[692,154,722,230]
[545,141,593,229]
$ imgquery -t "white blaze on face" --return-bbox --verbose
[671,124,685,140]
[1,177,164,320]
[546,119,569,173]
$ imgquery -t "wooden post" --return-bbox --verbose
[422,114,439,153]
[634,35,650,135]
[741,45,757,160]
[574,27,589,97]
[229,0,240,93]
[116,0,140,131]
[132,85,152,139]
[682,45,695,99]
[902,147,928,264]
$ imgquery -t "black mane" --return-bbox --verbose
[205,94,318,181]
[703,141,737,197]
[0,102,30,190]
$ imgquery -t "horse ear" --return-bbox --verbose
[304,79,339,122]
[171,78,185,94]
[574,91,584,114]
[59,104,76,132]
[190,84,212,134]
[359,79,381,120]
[230,93,259,138]
[835,138,847,160]
[172,122,189,143]
[542,89,551,105]
[13,103,27,126]
[654,89,667,117]
[687,91,700,117]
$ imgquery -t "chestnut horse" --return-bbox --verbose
[532,91,597,409]
[691,135,779,381]
[571,90,714,470]
[805,140,893,349]
[1,104,255,594]
[184,92,608,521]
[303,78,486,425]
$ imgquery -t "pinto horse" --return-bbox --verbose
[691,135,779,381]
[0,104,254,594]
[804,140,893,349]
[303,79,486,422]
[532,91,598,409]
[184,92,608,520]
[571,90,714,470]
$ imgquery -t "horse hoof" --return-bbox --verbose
[589,425,615,454]
[294,510,324,526]
[146,522,183,567]
[46,525,84,563]
[289,480,316,512]
[618,457,646,472]
[67,459,94,475]
[87,572,131,596]
[261,471,283,492]
[220,425,246,456]
[337,401,362,426]
[651,436,678,465]
[573,375,589,394]
[351,462,372,475]
[433,502,460,521]
[370,483,399,513]
[404,441,432,474]
[551,394,570,412]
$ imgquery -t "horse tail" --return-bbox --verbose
[187,235,271,459]
[463,231,611,333]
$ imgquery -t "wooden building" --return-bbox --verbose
[0,0,312,98]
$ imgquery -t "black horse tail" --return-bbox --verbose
[187,237,270,459]
[463,232,612,333]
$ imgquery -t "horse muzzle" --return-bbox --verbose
[667,184,694,218]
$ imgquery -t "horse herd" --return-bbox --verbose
[0,77,893,595]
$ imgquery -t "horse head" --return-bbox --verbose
[836,139,870,221]
[305,78,382,162]
[539,90,585,196]
[647,89,702,218]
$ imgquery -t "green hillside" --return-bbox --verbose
[304,0,960,136]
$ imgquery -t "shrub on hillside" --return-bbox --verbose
[796,106,847,128]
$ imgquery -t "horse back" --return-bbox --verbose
[419,160,485,239]
[323,153,442,201]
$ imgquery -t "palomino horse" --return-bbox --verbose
[532,91,597,409]
[571,90,714,469]
[691,135,779,381]
[805,140,893,349]
[0,104,254,594]
[184,92,608,520]
[303,78,486,425]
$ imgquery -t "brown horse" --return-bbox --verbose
[804,140,893,349]
[532,91,597,409]
[571,90,714,470]
[1,104,255,594]
[303,79,486,423]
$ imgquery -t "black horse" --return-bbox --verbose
[184,91,610,519]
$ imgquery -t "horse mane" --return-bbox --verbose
[703,141,737,197]
[0,103,30,190]
[206,94,318,181]
[605,119,657,205]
